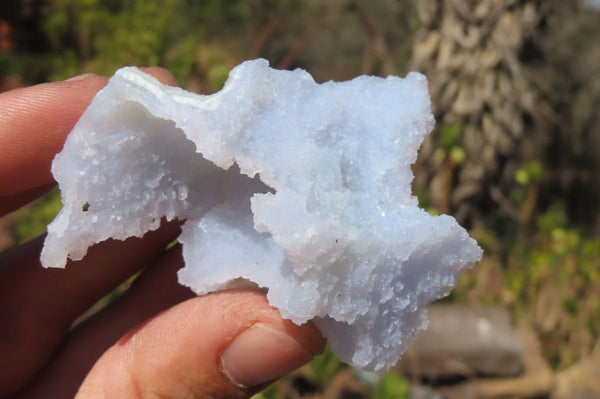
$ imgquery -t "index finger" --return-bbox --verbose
[0,74,108,199]
[0,68,178,216]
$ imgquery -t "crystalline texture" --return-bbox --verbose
[41,59,483,371]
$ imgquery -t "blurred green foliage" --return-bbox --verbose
[439,124,465,165]
[506,204,599,308]
[13,188,61,244]
[454,200,600,369]
[309,343,347,389]
[42,0,230,88]
[369,372,410,399]
[439,123,462,150]
[514,161,544,186]
[1,0,312,91]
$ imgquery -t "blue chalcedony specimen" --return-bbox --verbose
[41,59,482,371]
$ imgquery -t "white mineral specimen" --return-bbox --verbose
[41,59,482,371]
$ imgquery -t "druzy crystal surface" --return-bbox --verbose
[41,59,482,371]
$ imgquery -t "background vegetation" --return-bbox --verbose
[1,0,599,397]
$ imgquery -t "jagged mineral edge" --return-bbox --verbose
[41,59,483,371]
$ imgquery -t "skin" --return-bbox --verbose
[0,68,325,398]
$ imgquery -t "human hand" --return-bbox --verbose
[0,69,325,398]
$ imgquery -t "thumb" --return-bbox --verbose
[75,290,325,399]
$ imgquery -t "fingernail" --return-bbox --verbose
[221,323,314,388]
[65,73,97,82]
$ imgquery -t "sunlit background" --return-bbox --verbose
[1,1,599,398]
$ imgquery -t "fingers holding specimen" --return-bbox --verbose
[0,67,178,214]
[139,67,179,87]
[0,74,109,198]
[0,219,181,396]
[15,245,193,398]
[75,290,325,399]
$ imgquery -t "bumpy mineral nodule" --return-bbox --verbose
[41,59,483,371]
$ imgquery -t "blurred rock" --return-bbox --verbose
[410,384,446,399]
[397,304,523,379]
[473,328,553,399]
[435,328,552,399]
[552,354,600,399]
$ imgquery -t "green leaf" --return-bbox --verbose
[370,372,410,399]
[309,343,345,388]
[440,124,462,149]
[514,168,529,185]
[449,146,465,165]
